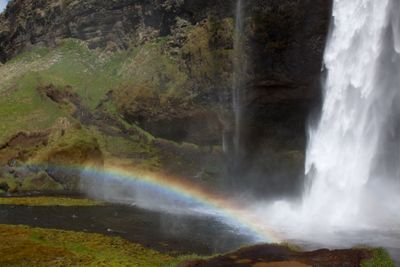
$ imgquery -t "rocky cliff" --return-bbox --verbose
[0,0,332,196]
[0,0,235,62]
[238,0,332,195]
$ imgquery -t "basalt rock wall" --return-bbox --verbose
[0,0,236,62]
[235,0,332,195]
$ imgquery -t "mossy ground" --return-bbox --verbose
[32,127,102,166]
[89,127,161,171]
[0,39,129,143]
[0,197,102,206]
[0,21,232,143]
[0,224,194,267]
[0,36,218,173]
[361,248,395,267]
[3,172,64,192]
[0,72,65,143]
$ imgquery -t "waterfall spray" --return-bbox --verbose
[249,3,400,259]
[302,0,400,226]
[263,0,400,233]
[232,0,246,158]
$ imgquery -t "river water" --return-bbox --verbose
[0,203,254,255]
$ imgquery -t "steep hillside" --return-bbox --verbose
[0,39,225,193]
[0,0,332,195]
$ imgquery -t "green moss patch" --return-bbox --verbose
[0,178,19,194]
[182,17,234,94]
[361,248,395,267]
[34,127,103,166]
[0,39,129,143]
[90,127,160,171]
[0,73,66,144]
[0,224,192,266]
[0,197,102,206]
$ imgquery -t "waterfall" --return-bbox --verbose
[232,0,246,157]
[262,0,400,233]
[302,0,400,226]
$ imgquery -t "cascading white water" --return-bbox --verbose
[232,0,246,157]
[250,3,400,260]
[301,0,394,226]
[260,0,400,233]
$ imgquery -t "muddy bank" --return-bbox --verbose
[180,244,389,267]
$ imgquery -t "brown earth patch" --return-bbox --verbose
[180,244,373,267]
[253,261,311,267]
[0,131,49,165]
[236,259,253,264]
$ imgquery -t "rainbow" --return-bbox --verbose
[32,162,281,243]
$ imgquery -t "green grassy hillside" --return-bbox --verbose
[0,36,225,193]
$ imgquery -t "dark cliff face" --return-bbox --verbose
[0,0,332,196]
[230,0,332,196]
[0,0,235,62]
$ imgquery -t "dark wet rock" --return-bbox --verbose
[226,0,332,196]
[115,85,223,145]
[0,182,9,192]
[180,244,373,267]
[154,138,225,182]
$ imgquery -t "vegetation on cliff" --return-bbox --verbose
[361,248,395,267]
[0,34,228,193]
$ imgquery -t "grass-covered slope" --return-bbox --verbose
[0,39,126,142]
[0,196,102,206]
[0,224,191,267]
[0,34,227,193]
[361,248,396,267]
